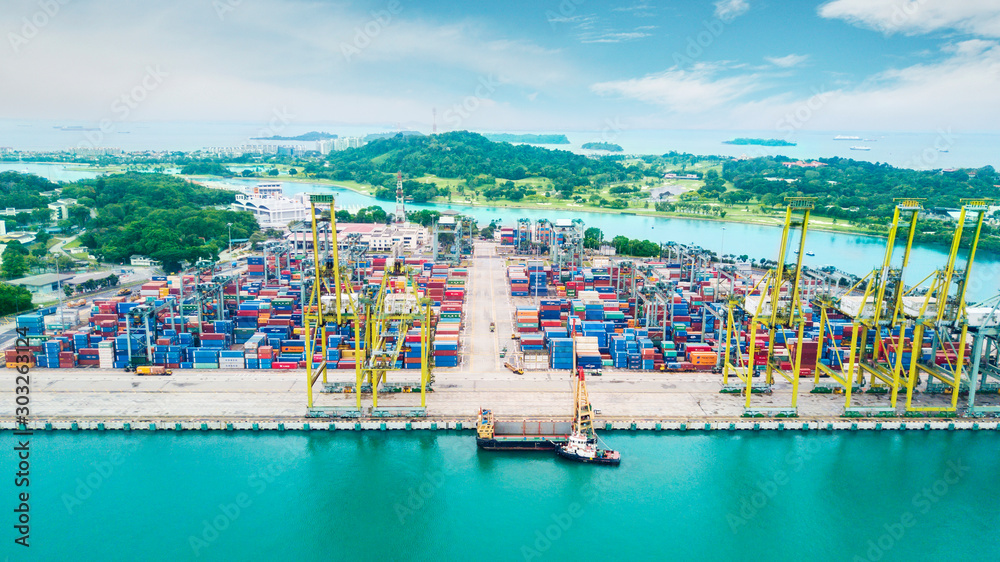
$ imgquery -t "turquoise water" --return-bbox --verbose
[6,431,998,561]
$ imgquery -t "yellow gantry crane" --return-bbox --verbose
[812,199,923,415]
[901,199,989,415]
[722,197,814,417]
[303,194,432,417]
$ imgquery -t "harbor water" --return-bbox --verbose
[7,431,999,561]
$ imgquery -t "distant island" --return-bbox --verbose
[581,142,623,152]
[484,133,570,145]
[723,138,796,147]
[251,131,338,141]
[365,131,424,142]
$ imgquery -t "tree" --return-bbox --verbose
[64,284,74,297]
[68,205,91,228]
[0,283,32,316]
[31,208,53,224]
[1,249,28,279]
[267,168,279,176]
[248,231,266,250]
[289,168,298,176]
[241,169,254,177]
[583,227,603,249]
[33,229,52,247]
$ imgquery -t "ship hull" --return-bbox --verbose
[476,437,565,451]
[554,445,621,466]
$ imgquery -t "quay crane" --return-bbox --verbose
[722,197,815,417]
[901,200,989,415]
[811,199,923,416]
[303,194,432,418]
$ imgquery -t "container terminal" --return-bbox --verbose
[4,195,1000,431]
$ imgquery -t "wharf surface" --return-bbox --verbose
[3,241,998,432]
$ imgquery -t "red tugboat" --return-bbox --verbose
[554,368,621,466]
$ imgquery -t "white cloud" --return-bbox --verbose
[819,0,1000,37]
[591,63,761,112]
[765,54,810,68]
[580,31,653,44]
[0,0,575,124]
[714,0,750,22]
[727,40,1000,131]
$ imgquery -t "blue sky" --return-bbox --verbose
[3,0,999,133]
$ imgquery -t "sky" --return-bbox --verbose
[2,0,1000,134]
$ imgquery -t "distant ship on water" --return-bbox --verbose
[834,135,861,140]
[850,146,871,151]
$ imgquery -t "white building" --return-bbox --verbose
[130,255,162,267]
[285,222,429,252]
[333,137,364,151]
[231,183,310,230]
[47,198,78,221]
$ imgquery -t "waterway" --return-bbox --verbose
[10,431,998,561]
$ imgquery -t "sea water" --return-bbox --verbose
[4,431,999,562]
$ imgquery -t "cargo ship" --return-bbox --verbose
[476,409,570,450]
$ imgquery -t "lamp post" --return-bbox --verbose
[227,222,233,259]
[720,227,726,265]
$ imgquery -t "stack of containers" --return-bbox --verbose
[190,348,219,368]
[433,330,459,367]
[500,227,515,245]
[575,336,602,369]
[219,350,244,369]
[258,344,274,369]
[520,333,545,351]
[16,313,44,335]
[789,337,819,376]
[549,337,574,369]
[529,270,547,296]
[247,256,265,279]
[6,348,36,369]
[516,307,539,332]
[402,328,422,370]
[98,340,115,369]
[139,280,167,298]
[688,349,717,371]
[509,265,528,297]
[639,337,656,370]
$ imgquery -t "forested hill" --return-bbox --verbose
[65,173,257,272]
[323,131,626,182]
[723,156,1000,220]
[0,171,58,209]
